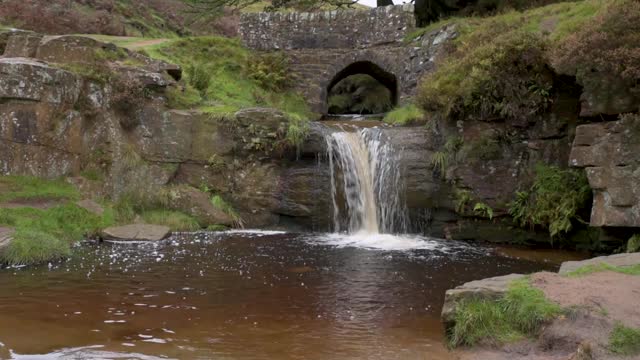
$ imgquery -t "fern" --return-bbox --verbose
[455,189,473,214]
[508,164,591,240]
[474,202,494,220]
[431,151,448,174]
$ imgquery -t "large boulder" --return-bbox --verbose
[102,224,171,241]
[3,33,42,58]
[36,35,105,64]
[569,114,640,227]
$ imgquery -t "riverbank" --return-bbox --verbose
[444,253,640,359]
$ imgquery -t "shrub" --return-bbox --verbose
[609,323,640,356]
[185,62,212,94]
[551,0,640,94]
[509,164,591,240]
[628,234,640,253]
[245,52,293,91]
[449,278,561,347]
[418,30,552,121]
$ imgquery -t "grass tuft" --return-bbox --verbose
[140,210,201,231]
[449,278,561,347]
[609,323,640,356]
[383,104,426,126]
[0,176,79,203]
[566,263,640,277]
[2,230,71,266]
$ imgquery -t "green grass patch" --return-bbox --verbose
[137,36,312,120]
[0,203,114,266]
[566,263,640,277]
[609,323,640,356]
[383,104,426,126]
[0,176,79,203]
[140,210,201,231]
[449,278,562,347]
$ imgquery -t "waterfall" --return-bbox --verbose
[325,127,407,235]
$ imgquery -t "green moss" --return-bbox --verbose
[566,263,640,277]
[449,278,562,347]
[609,323,640,356]
[140,210,201,231]
[0,176,79,203]
[383,104,425,126]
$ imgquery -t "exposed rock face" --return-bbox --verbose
[102,224,171,241]
[570,114,640,227]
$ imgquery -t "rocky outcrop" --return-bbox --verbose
[441,273,525,330]
[102,224,171,241]
[570,114,640,227]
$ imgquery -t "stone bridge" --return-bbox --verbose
[240,5,453,114]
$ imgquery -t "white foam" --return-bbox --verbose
[224,230,287,236]
[307,232,453,251]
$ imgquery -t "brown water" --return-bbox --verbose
[0,231,572,360]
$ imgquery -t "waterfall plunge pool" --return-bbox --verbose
[0,231,584,360]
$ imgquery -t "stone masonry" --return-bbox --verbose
[240,5,455,114]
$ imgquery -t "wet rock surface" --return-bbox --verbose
[102,224,171,241]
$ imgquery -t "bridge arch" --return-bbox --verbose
[322,56,400,115]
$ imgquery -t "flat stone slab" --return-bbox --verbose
[0,227,15,250]
[559,252,640,275]
[102,224,170,242]
[441,273,525,328]
[76,199,104,216]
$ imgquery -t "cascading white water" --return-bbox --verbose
[325,127,408,235]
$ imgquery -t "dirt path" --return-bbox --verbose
[126,38,170,50]
[533,271,640,328]
[0,198,63,210]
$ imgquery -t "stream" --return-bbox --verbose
[0,231,581,359]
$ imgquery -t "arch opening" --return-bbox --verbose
[326,61,398,115]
